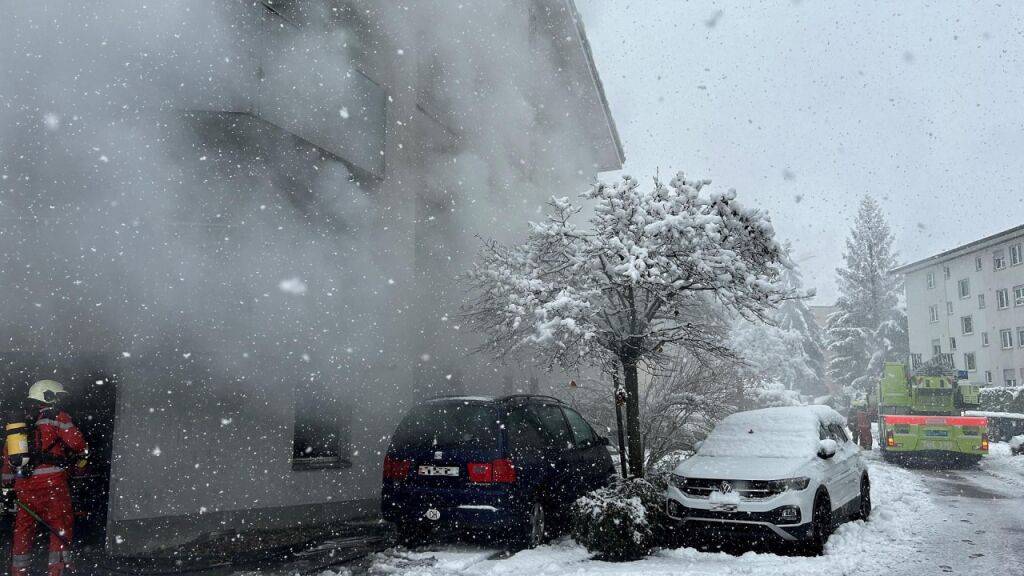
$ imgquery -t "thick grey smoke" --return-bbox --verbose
[0,1,603,436]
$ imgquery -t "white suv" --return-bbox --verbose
[666,405,870,554]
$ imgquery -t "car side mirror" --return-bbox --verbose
[693,440,704,452]
[595,435,610,447]
[818,439,838,459]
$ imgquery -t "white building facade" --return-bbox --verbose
[896,225,1024,387]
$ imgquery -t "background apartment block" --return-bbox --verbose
[896,225,1024,387]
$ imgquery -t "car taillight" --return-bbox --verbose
[492,458,517,483]
[383,456,411,480]
[886,431,895,448]
[468,459,516,484]
[981,433,989,452]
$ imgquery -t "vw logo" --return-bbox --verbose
[719,481,733,494]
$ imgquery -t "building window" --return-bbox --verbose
[961,315,973,335]
[964,353,977,371]
[1015,285,1024,307]
[947,301,954,316]
[949,337,957,351]
[926,272,935,289]
[943,266,950,279]
[292,382,352,470]
[978,294,986,309]
[994,250,1006,270]
[998,288,1010,309]
[929,305,939,323]
[1018,327,1024,348]
[1000,328,1014,349]
[975,256,983,271]
[982,331,989,346]
[958,278,970,299]
[931,339,942,357]
[1011,243,1023,266]
[1004,369,1018,387]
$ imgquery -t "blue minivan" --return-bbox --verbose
[381,395,615,548]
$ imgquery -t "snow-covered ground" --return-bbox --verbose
[348,455,938,576]
[981,441,1024,490]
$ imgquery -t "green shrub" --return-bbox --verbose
[569,477,668,561]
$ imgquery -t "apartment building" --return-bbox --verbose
[0,0,622,555]
[895,225,1024,387]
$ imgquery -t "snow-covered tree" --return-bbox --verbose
[774,254,826,395]
[826,196,908,397]
[729,317,814,407]
[574,347,740,474]
[464,173,793,476]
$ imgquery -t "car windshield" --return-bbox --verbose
[391,401,499,450]
[698,407,834,459]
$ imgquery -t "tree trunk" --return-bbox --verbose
[612,370,629,478]
[622,357,644,478]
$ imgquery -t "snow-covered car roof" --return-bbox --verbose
[698,405,844,459]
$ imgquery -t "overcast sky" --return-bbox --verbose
[577,1,1024,304]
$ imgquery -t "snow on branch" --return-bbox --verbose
[464,172,796,371]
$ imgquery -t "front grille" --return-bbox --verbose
[681,478,784,500]
[669,500,802,525]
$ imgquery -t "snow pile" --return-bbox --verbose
[697,405,843,459]
[982,442,1024,484]
[1011,435,1024,454]
[359,458,934,576]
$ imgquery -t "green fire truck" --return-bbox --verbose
[875,355,989,466]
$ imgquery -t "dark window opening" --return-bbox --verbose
[292,382,351,470]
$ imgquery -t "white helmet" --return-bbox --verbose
[28,380,67,404]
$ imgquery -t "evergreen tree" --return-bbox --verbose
[774,255,827,395]
[826,196,908,396]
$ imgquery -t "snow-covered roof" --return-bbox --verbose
[698,405,843,459]
[891,223,1024,274]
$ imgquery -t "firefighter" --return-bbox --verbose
[2,380,87,576]
[847,402,862,445]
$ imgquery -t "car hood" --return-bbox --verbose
[674,455,811,481]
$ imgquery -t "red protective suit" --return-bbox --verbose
[2,406,87,576]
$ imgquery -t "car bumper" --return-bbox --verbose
[381,483,525,533]
[665,485,813,542]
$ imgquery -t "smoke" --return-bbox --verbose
[1,0,602,454]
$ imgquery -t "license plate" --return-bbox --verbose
[710,504,738,512]
[924,429,949,437]
[921,440,952,450]
[418,465,459,477]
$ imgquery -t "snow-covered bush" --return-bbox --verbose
[570,478,669,561]
[980,386,1024,414]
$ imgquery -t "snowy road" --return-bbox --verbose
[889,445,1024,576]
[316,448,1024,576]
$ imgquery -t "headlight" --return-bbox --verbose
[768,477,810,492]
[670,473,688,489]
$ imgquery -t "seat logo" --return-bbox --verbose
[720,481,733,494]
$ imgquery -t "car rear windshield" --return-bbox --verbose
[391,401,499,450]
